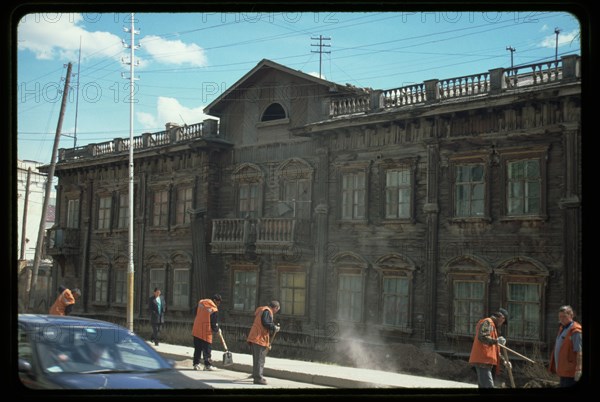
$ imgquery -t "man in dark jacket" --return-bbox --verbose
[148,288,166,346]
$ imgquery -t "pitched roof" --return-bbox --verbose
[203,59,363,116]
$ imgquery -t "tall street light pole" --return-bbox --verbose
[123,13,139,332]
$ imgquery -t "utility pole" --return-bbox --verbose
[554,27,561,61]
[122,13,139,332]
[506,46,516,69]
[311,35,331,79]
[20,167,32,262]
[27,62,72,312]
[73,37,82,148]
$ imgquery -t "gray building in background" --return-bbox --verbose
[41,56,581,363]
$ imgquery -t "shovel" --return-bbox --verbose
[501,346,516,388]
[217,329,233,366]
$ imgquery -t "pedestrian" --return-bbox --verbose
[49,286,81,316]
[549,305,582,387]
[192,294,222,371]
[246,300,281,385]
[148,287,166,346]
[468,308,511,388]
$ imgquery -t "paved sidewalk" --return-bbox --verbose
[152,342,477,389]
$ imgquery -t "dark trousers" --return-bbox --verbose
[193,336,213,366]
[559,376,577,387]
[250,342,268,381]
[151,323,162,343]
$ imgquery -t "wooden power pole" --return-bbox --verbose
[27,62,72,312]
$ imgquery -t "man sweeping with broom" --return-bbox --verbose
[247,300,281,385]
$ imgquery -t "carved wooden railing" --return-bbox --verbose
[45,227,80,255]
[211,218,300,254]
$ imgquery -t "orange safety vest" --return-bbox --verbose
[469,317,501,368]
[192,299,219,343]
[49,289,76,316]
[549,321,582,377]
[246,306,274,347]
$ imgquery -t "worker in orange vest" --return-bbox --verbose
[469,308,511,388]
[49,286,81,316]
[549,305,582,387]
[246,300,280,385]
[192,294,221,371]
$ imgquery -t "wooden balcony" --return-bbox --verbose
[210,218,309,255]
[45,228,80,256]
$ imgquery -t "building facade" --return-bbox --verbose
[17,159,55,312]
[43,56,581,360]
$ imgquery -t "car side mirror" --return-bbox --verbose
[166,359,176,368]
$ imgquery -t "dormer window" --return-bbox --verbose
[261,103,287,121]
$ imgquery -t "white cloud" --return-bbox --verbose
[137,96,213,129]
[539,29,580,49]
[140,35,207,66]
[136,112,157,129]
[307,71,326,79]
[18,13,123,62]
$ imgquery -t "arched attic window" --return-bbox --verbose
[261,103,287,122]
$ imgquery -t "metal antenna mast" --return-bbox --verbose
[554,27,561,61]
[311,35,331,79]
[122,13,140,332]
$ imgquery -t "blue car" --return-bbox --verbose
[17,314,207,389]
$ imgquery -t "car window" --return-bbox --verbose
[115,337,163,370]
[34,325,165,373]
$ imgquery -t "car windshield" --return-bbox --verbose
[32,325,166,374]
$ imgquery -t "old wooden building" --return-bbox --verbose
[43,56,581,361]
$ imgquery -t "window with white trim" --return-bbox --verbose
[507,160,541,215]
[97,196,112,230]
[382,276,409,327]
[385,168,411,219]
[279,270,306,316]
[341,172,366,220]
[233,269,257,312]
[337,273,363,322]
[66,199,79,228]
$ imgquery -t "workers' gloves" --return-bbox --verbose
[497,336,506,346]
[574,370,582,381]
[274,324,281,333]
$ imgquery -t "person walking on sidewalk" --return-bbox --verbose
[468,308,511,388]
[192,294,222,371]
[549,305,582,387]
[246,300,281,385]
[49,286,81,316]
[148,287,166,346]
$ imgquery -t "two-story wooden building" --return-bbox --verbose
[42,56,581,362]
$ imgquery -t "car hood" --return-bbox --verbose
[47,370,206,389]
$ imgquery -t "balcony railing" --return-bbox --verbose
[45,228,80,255]
[211,218,305,254]
[330,55,580,117]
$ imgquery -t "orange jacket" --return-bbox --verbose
[246,306,274,347]
[469,317,501,368]
[192,299,219,343]
[549,321,582,377]
[49,289,76,316]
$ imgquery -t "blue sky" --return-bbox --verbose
[16,10,582,164]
